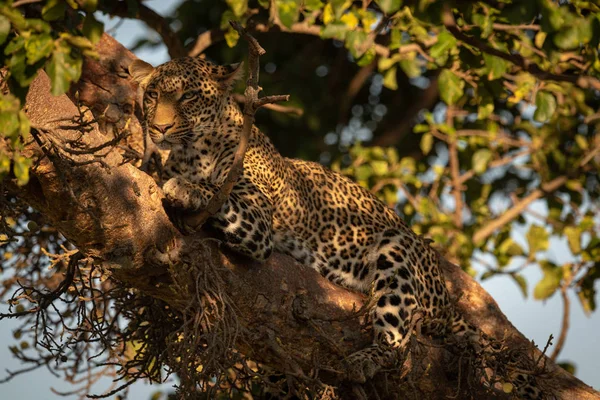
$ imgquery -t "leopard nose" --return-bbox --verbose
[152,122,174,133]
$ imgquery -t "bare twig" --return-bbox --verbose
[188,29,226,57]
[232,93,303,116]
[184,21,289,229]
[12,0,42,7]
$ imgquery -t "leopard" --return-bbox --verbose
[129,56,542,399]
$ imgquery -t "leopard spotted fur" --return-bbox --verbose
[129,56,542,399]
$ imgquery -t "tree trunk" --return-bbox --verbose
[3,33,599,399]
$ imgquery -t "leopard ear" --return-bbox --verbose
[128,59,155,87]
[214,62,244,91]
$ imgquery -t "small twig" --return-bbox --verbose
[184,21,289,230]
[12,0,42,7]
[232,93,303,116]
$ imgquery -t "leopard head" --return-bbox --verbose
[128,57,243,148]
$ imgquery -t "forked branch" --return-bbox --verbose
[184,21,290,230]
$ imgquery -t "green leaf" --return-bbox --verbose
[18,110,30,141]
[25,33,53,65]
[472,149,492,174]
[420,132,433,155]
[375,0,401,15]
[574,134,588,151]
[1,7,27,31]
[472,12,493,38]
[81,0,98,12]
[557,362,576,375]
[438,69,464,105]
[320,23,348,40]
[399,57,421,78]
[44,42,83,95]
[356,48,375,66]
[539,0,564,32]
[303,0,322,12]
[480,271,495,280]
[497,237,524,257]
[383,66,398,90]
[42,0,67,21]
[13,153,32,186]
[82,14,104,44]
[0,100,20,140]
[371,160,388,176]
[482,53,510,80]
[329,0,351,19]
[226,0,248,18]
[389,28,401,50]
[533,91,557,122]
[224,27,240,47]
[564,226,581,254]
[553,18,592,50]
[526,224,549,255]
[345,30,367,58]
[0,15,10,46]
[354,165,372,181]
[26,18,51,33]
[533,261,563,300]
[534,31,547,48]
[0,152,10,178]
[511,273,528,298]
[9,51,38,87]
[277,0,300,29]
[429,30,456,65]
[477,100,494,120]
[378,55,400,71]
[4,35,24,55]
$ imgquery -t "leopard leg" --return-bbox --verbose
[162,176,275,262]
[163,176,217,211]
[214,189,274,262]
[344,233,422,382]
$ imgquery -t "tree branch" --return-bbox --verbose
[447,107,463,229]
[441,5,600,91]
[103,1,186,59]
[550,284,570,362]
[183,21,290,230]
[472,176,568,244]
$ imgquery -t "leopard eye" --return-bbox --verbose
[181,91,198,101]
[146,90,159,100]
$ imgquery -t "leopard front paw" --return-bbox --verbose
[163,177,204,210]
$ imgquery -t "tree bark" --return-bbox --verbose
[3,33,599,400]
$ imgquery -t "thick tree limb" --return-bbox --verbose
[2,33,599,399]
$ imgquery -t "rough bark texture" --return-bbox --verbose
[3,33,599,399]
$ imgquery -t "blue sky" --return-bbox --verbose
[0,1,598,398]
